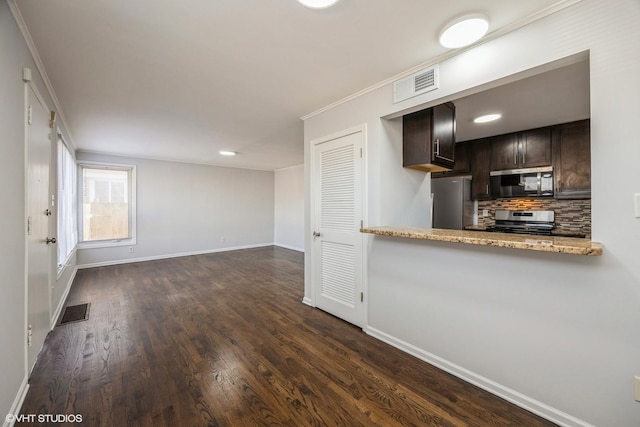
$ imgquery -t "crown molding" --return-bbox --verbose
[301,0,583,121]
[275,163,304,172]
[75,149,277,172]
[7,0,77,151]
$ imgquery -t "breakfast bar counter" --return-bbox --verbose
[360,226,603,256]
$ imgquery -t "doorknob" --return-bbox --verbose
[312,231,321,237]
[46,237,57,245]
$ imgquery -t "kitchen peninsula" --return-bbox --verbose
[303,2,640,425]
[361,225,603,256]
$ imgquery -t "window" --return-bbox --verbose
[57,136,77,270]
[78,162,136,247]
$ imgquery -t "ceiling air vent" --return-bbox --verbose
[393,65,439,103]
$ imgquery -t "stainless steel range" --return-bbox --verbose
[485,209,555,235]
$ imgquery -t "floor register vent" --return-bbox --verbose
[393,65,439,103]
[59,303,90,325]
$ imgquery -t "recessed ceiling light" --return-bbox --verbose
[296,0,340,9]
[439,14,490,49]
[474,113,502,124]
[219,150,236,156]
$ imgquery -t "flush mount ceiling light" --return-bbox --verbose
[296,0,340,9]
[474,113,502,123]
[219,150,236,156]
[439,14,490,49]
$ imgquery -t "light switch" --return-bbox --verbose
[635,193,640,218]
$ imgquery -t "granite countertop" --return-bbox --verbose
[360,226,603,256]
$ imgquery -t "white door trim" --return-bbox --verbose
[309,123,367,327]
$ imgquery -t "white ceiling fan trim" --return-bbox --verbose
[7,0,77,151]
[301,0,583,121]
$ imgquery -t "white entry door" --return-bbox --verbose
[311,127,364,327]
[26,82,53,373]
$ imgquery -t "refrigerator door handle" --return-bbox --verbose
[430,193,434,228]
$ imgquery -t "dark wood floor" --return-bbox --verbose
[21,246,556,426]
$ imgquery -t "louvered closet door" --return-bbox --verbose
[312,129,363,327]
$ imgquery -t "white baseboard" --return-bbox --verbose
[365,326,593,427]
[50,266,78,330]
[302,297,314,307]
[3,377,29,427]
[77,243,274,269]
[274,243,304,252]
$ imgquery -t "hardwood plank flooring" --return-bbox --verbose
[21,246,556,426]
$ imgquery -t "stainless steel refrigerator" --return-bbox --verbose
[431,176,474,230]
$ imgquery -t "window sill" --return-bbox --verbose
[77,238,136,250]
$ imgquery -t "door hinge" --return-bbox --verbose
[27,324,33,347]
[360,220,363,228]
[360,292,364,302]
[27,105,32,125]
[49,111,56,129]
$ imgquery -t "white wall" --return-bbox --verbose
[1,0,77,421]
[75,152,275,266]
[274,164,304,252]
[0,3,30,419]
[303,1,640,426]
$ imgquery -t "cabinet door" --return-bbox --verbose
[471,138,492,199]
[432,102,455,169]
[491,134,518,171]
[402,109,431,167]
[520,128,551,168]
[553,120,591,198]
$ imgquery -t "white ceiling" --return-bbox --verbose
[15,0,573,170]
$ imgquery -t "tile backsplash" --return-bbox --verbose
[477,198,591,237]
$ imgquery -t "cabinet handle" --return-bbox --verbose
[522,143,526,165]
[514,142,518,165]
[486,184,489,195]
[434,139,440,156]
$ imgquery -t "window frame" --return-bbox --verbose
[77,161,137,249]
[56,134,78,276]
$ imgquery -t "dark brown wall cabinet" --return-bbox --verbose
[552,119,591,199]
[470,138,492,200]
[443,121,589,200]
[491,128,551,170]
[403,102,455,172]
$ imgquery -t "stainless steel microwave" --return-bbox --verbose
[490,166,553,198]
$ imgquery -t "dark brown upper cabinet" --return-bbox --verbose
[470,138,492,200]
[553,119,591,199]
[491,127,551,171]
[403,102,455,172]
